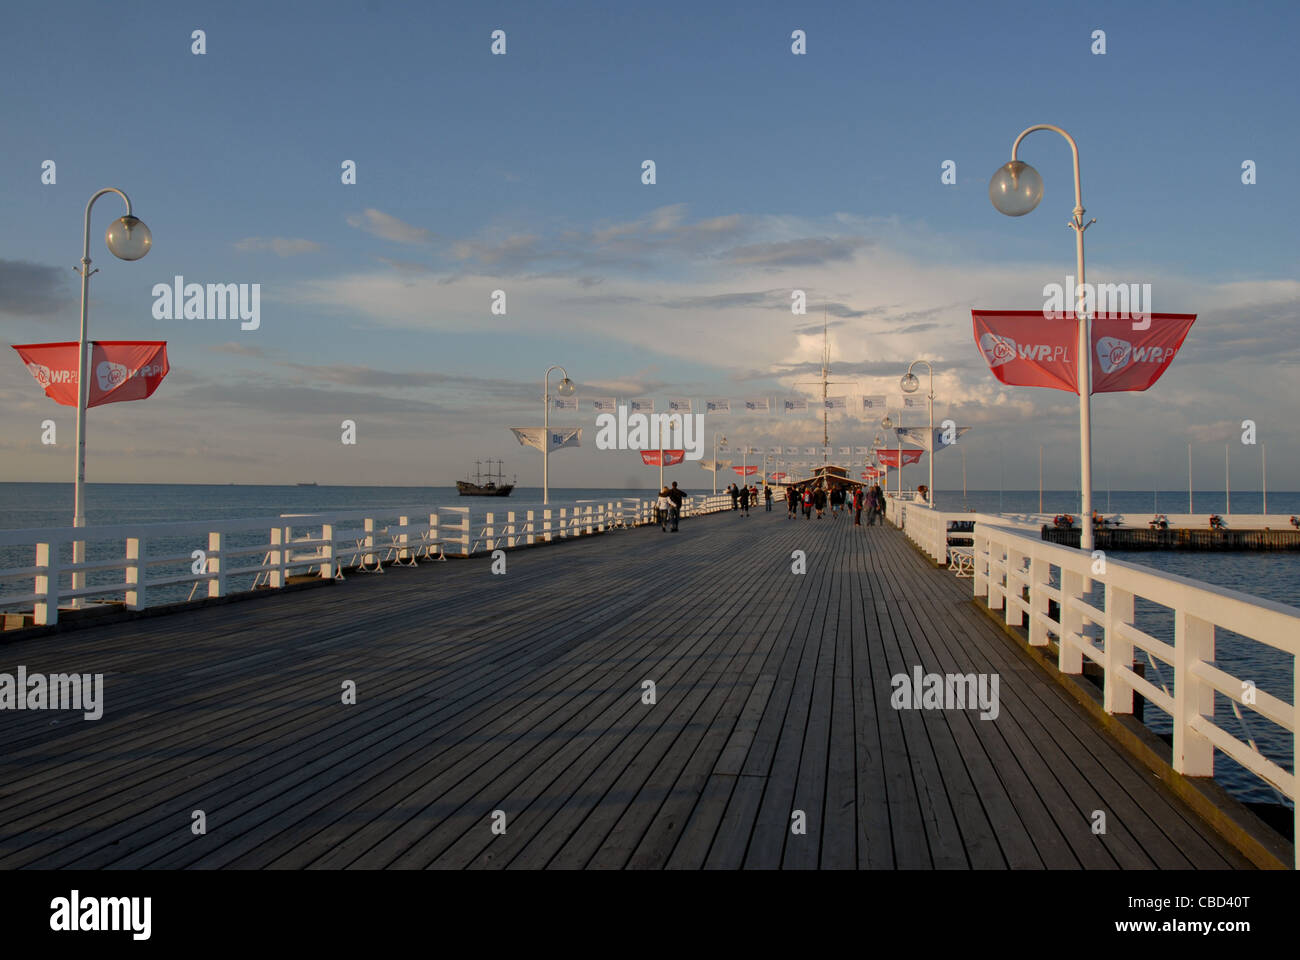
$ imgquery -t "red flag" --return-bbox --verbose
[731,465,758,476]
[13,341,169,408]
[971,311,1194,394]
[640,449,685,466]
[876,448,922,468]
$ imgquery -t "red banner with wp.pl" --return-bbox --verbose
[971,311,1195,394]
[876,448,922,468]
[12,341,169,407]
[641,449,685,466]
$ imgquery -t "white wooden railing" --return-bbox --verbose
[0,495,735,627]
[973,520,1300,866]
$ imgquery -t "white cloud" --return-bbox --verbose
[346,209,433,244]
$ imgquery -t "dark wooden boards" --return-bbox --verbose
[0,509,1252,869]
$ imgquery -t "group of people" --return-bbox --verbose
[784,481,886,525]
[655,481,686,532]
[725,482,771,516]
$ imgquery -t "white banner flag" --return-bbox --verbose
[785,446,800,455]
[824,396,847,409]
[839,446,852,455]
[861,395,886,412]
[783,398,808,413]
[747,445,761,454]
[855,446,871,455]
[744,397,769,412]
[667,398,692,413]
[822,446,832,457]
[629,398,654,413]
[553,396,578,411]
[769,446,782,454]
[511,426,583,452]
[706,398,731,414]
[591,397,617,413]
[804,446,817,455]
[700,459,733,472]
[896,425,972,451]
[903,395,922,409]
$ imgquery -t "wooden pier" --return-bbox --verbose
[0,511,1255,869]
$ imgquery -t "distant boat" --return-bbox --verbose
[296,482,318,487]
[458,459,514,497]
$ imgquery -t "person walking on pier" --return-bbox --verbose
[813,484,827,519]
[801,486,813,519]
[667,481,685,532]
[656,487,671,531]
[764,485,773,511]
[739,483,751,516]
[830,486,843,520]
[787,485,798,519]
[869,483,885,526]
[729,484,739,511]
[852,486,863,526]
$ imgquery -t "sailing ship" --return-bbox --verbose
[457,459,515,497]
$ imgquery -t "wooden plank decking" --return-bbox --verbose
[0,507,1251,869]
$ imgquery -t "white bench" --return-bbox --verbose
[948,546,975,578]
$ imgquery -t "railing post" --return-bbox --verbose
[34,541,58,626]
[458,509,471,556]
[1058,568,1084,674]
[1103,585,1135,713]
[208,530,226,598]
[507,511,517,547]
[1028,553,1049,647]
[485,512,495,551]
[125,537,146,610]
[1173,611,1215,776]
[543,509,553,543]
[397,515,411,563]
[269,526,284,588]
[526,510,536,545]
[321,523,336,579]
[1005,544,1025,627]
[584,505,593,535]
[558,508,567,538]
[363,517,376,568]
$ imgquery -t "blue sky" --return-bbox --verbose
[2,0,1297,491]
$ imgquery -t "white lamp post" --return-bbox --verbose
[71,188,152,602]
[712,431,726,494]
[901,360,935,508]
[989,124,1096,551]
[880,414,893,494]
[542,364,573,505]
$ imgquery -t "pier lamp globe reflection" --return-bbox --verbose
[900,372,920,394]
[880,415,892,430]
[104,215,152,261]
[556,377,575,397]
[988,160,1044,217]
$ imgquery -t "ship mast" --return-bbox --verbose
[794,306,858,472]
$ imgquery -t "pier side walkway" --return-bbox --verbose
[0,509,1250,869]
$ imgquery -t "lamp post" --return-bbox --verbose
[989,124,1096,551]
[712,431,726,494]
[901,360,935,508]
[880,414,893,495]
[542,364,574,505]
[72,188,152,603]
